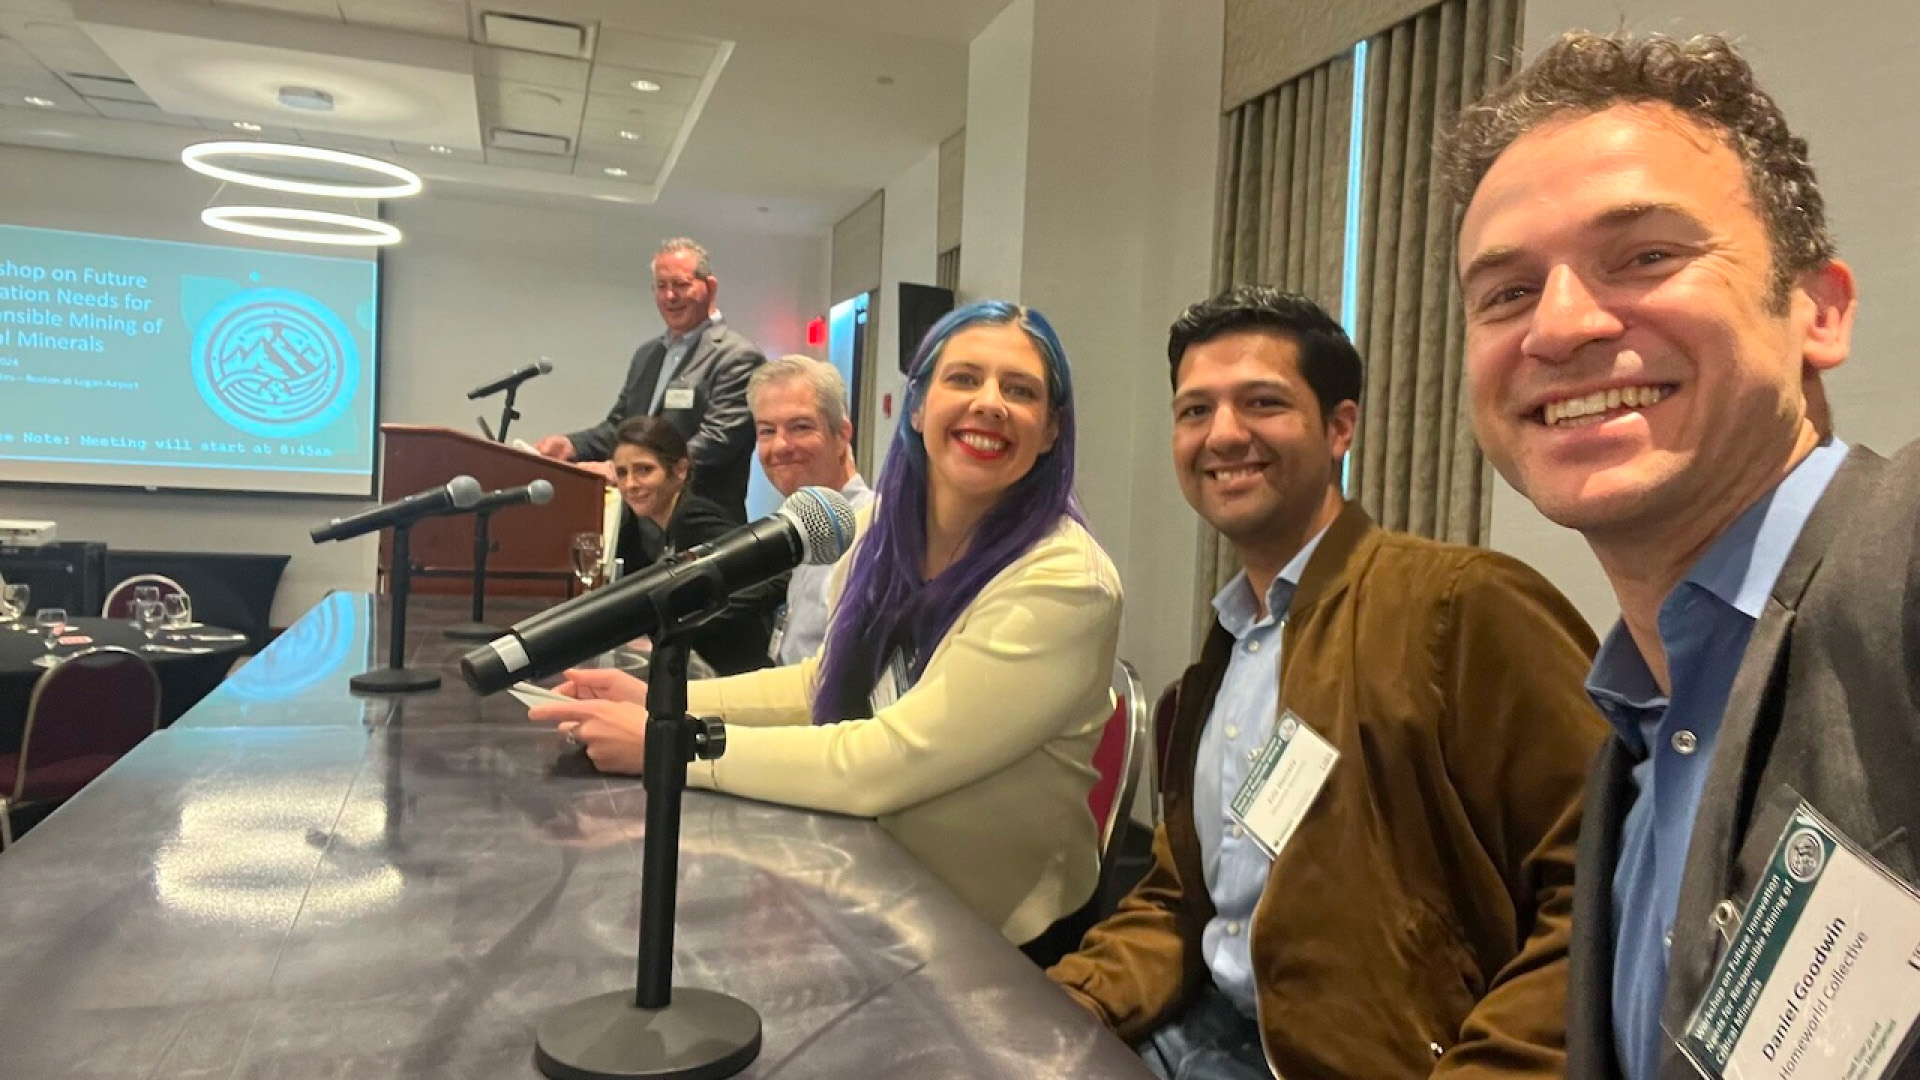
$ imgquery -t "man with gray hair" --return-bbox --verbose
[748,354,873,665]
[535,237,764,518]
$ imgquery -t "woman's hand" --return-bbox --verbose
[528,696,649,774]
[554,667,649,705]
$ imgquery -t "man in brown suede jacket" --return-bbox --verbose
[1048,286,1607,1080]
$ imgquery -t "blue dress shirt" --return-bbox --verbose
[1195,525,1327,1017]
[1587,438,1849,1080]
[646,316,715,415]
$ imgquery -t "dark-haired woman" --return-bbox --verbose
[609,415,778,676]
[533,301,1122,949]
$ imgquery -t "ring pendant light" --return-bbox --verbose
[181,141,423,199]
[200,205,403,247]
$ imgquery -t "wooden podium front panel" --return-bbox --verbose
[376,424,607,598]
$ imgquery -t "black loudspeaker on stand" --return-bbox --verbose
[350,523,441,694]
[532,630,760,1080]
[444,509,505,642]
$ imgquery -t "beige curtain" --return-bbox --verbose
[1349,0,1521,544]
[1194,54,1355,640]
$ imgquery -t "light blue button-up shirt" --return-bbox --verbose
[1587,438,1848,1080]
[646,315,715,415]
[1194,525,1328,1017]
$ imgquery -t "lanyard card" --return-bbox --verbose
[1228,709,1338,861]
[1679,802,1920,1080]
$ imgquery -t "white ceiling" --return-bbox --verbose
[0,0,1011,232]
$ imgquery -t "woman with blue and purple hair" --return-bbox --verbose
[534,300,1123,950]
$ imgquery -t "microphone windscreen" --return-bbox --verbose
[527,479,555,505]
[448,475,484,508]
[782,487,857,565]
[536,359,554,374]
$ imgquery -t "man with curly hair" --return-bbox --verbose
[1446,31,1920,1080]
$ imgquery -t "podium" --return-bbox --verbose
[377,424,607,600]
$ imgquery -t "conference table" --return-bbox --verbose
[0,592,1152,1079]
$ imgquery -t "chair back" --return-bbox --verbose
[102,573,187,619]
[1152,679,1180,802]
[15,646,160,805]
[1087,658,1150,882]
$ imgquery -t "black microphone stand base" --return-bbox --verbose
[349,667,442,694]
[442,621,504,641]
[533,987,760,1080]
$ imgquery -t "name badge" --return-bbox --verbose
[1229,709,1337,860]
[663,385,696,410]
[1678,802,1920,1080]
[868,651,911,714]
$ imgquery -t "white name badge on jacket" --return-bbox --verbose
[1678,802,1920,1080]
[1228,709,1338,861]
[663,385,696,410]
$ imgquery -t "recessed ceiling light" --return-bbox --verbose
[628,79,660,93]
[603,166,628,177]
[427,145,453,155]
[24,96,56,108]
[232,121,262,132]
[618,129,640,141]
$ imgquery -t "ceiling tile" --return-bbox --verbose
[578,116,671,148]
[593,29,716,77]
[581,95,682,130]
[473,44,586,92]
[484,144,571,174]
[575,141,664,172]
[61,70,150,103]
[338,0,468,39]
[0,36,66,92]
[208,0,344,19]
[584,64,699,107]
[88,97,202,127]
[571,157,654,184]
[0,78,91,112]
[0,14,125,76]
[299,130,396,153]
[480,75,582,135]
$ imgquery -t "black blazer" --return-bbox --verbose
[1567,443,1920,1080]
[616,493,782,677]
[568,318,765,518]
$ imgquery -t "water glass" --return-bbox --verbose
[33,607,68,668]
[131,584,161,623]
[163,592,193,630]
[571,532,606,591]
[134,599,166,645]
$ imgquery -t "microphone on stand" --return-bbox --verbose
[461,486,857,694]
[445,480,557,642]
[468,360,554,400]
[311,476,485,544]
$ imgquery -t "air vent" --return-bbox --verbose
[489,127,571,155]
[61,72,150,104]
[480,12,592,58]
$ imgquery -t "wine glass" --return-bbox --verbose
[571,532,606,592]
[131,584,161,625]
[33,607,68,668]
[163,593,193,631]
[0,582,27,628]
[134,599,166,648]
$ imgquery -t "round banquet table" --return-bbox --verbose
[0,618,248,757]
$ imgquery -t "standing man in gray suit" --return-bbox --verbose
[1448,31,1920,1080]
[535,237,765,518]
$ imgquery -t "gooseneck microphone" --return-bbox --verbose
[461,486,857,694]
[468,359,553,400]
[470,478,554,514]
[310,475,484,543]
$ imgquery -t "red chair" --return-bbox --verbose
[0,646,160,848]
[1088,658,1150,892]
[102,573,187,619]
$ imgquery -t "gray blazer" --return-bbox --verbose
[568,318,765,517]
[1567,442,1920,1080]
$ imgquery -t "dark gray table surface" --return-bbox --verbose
[0,593,1151,1079]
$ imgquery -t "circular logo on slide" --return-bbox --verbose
[192,288,359,438]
